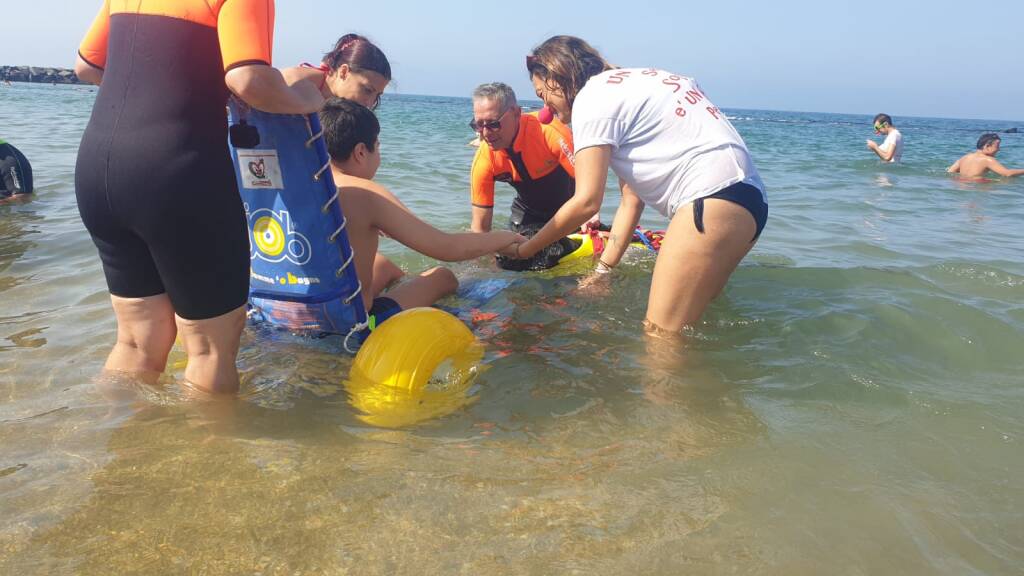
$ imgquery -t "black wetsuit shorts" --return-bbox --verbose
[74,6,266,320]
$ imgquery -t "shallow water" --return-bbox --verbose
[2,83,1023,574]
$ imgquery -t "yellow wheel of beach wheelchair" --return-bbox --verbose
[345,307,485,428]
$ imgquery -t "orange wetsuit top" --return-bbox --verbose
[78,0,273,74]
[470,112,576,226]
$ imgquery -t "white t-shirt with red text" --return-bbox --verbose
[571,68,765,218]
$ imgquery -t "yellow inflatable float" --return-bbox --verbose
[344,307,485,428]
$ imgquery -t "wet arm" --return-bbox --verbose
[516,145,610,258]
[946,159,961,173]
[224,65,324,114]
[599,182,645,268]
[870,139,895,162]
[988,159,1024,177]
[74,55,103,85]
[469,149,496,233]
[470,205,493,233]
[372,188,517,261]
[877,145,895,162]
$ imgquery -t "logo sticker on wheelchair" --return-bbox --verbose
[247,208,312,265]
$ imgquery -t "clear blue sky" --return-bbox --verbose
[4,0,1022,121]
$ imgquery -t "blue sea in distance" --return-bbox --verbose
[1,83,1023,574]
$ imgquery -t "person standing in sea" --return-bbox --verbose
[947,133,1024,178]
[866,113,903,163]
[508,35,767,336]
[468,82,587,271]
[73,0,324,393]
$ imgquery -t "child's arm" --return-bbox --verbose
[366,182,523,261]
[946,158,961,173]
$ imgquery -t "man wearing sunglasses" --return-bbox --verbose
[866,113,903,163]
[469,82,585,269]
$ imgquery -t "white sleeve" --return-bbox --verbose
[571,87,627,152]
[881,132,897,151]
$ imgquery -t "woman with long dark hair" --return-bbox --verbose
[509,35,768,336]
[283,34,391,110]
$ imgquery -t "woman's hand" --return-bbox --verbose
[496,232,528,258]
[577,266,612,296]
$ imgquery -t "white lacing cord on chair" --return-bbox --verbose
[321,189,340,214]
[343,281,362,305]
[308,122,330,181]
[343,318,370,354]
[305,128,323,148]
[313,162,330,182]
[328,216,348,244]
[341,280,367,354]
[335,250,355,277]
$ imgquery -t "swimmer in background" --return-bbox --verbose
[866,113,903,163]
[947,133,1024,178]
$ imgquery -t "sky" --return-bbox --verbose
[3,0,1023,121]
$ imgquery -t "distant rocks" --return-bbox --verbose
[1,65,84,85]
[1003,127,1019,134]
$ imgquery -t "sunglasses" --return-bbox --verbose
[469,107,512,133]
[873,122,887,133]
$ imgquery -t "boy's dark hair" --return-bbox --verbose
[977,133,1001,150]
[320,98,379,162]
[873,113,893,126]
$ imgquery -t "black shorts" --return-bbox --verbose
[368,296,403,329]
[73,8,252,320]
[693,182,768,242]
[75,138,249,320]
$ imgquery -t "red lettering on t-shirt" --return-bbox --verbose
[684,89,704,105]
[606,70,632,85]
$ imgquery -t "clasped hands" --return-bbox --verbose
[497,237,528,259]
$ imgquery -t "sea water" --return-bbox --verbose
[1,83,1022,574]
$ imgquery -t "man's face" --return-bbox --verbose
[472,98,519,150]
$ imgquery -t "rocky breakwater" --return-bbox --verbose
[1,65,84,85]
